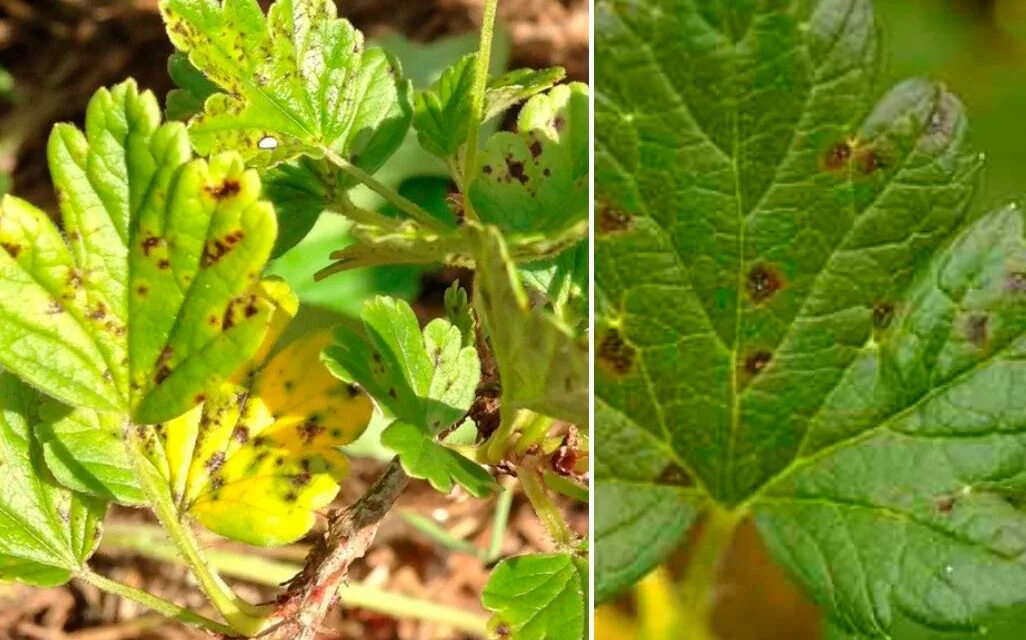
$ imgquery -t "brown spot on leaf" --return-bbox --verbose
[856,147,884,174]
[157,259,171,270]
[141,235,161,256]
[206,451,225,473]
[529,139,543,159]
[597,200,634,234]
[291,472,312,487]
[155,366,171,384]
[746,263,784,304]
[194,393,206,404]
[232,425,250,444]
[1,242,21,258]
[597,328,635,377]
[935,495,955,515]
[88,303,107,320]
[965,313,989,347]
[298,422,325,444]
[506,157,528,185]
[872,301,895,330]
[823,141,852,171]
[136,285,149,297]
[743,351,773,376]
[205,179,241,200]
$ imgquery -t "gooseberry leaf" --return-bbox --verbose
[149,284,373,546]
[469,83,588,236]
[595,0,1026,635]
[160,0,412,174]
[482,553,588,640]
[484,67,566,124]
[322,296,494,495]
[472,226,588,428]
[166,52,219,122]
[0,374,106,587]
[444,281,475,350]
[0,80,278,425]
[414,54,477,159]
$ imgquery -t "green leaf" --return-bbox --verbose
[484,66,566,123]
[518,240,588,329]
[470,83,589,236]
[262,158,332,258]
[323,296,492,495]
[473,226,588,427]
[160,0,412,175]
[482,553,588,640]
[166,52,220,121]
[0,80,278,425]
[595,0,1026,633]
[444,281,475,350]
[381,421,495,497]
[414,54,477,159]
[36,403,145,506]
[0,374,106,587]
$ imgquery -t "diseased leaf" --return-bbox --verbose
[166,52,219,121]
[482,553,588,640]
[0,80,278,425]
[473,226,587,428]
[0,374,106,587]
[470,83,588,236]
[323,296,493,495]
[484,67,566,124]
[380,421,495,497]
[160,0,412,174]
[414,54,477,159]
[149,285,373,546]
[596,0,1026,634]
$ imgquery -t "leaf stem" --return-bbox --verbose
[322,147,446,231]
[483,408,531,463]
[486,483,514,563]
[518,456,574,549]
[678,506,743,640]
[461,0,500,223]
[78,569,235,636]
[126,428,269,636]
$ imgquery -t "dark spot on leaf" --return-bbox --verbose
[935,495,955,515]
[529,139,543,159]
[291,472,312,487]
[155,365,171,384]
[230,425,249,444]
[388,388,398,399]
[1006,271,1026,293]
[210,475,224,490]
[657,463,693,487]
[856,147,884,174]
[283,380,294,392]
[141,236,161,256]
[872,301,895,330]
[1,242,21,258]
[330,429,342,438]
[552,115,566,132]
[136,285,149,297]
[88,303,107,320]
[244,300,259,317]
[207,314,218,326]
[205,179,241,200]
[46,300,64,315]
[597,328,634,377]
[284,492,298,503]
[597,200,634,235]
[483,165,493,175]
[158,259,170,270]
[206,451,225,473]
[743,351,773,376]
[298,422,325,444]
[194,393,206,404]
[965,313,989,347]
[345,384,359,398]
[823,141,852,171]
[506,157,528,185]
[746,263,784,304]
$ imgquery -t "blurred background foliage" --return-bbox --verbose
[596,2,1026,639]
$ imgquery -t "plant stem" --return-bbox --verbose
[518,457,574,549]
[461,0,500,223]
[79,569,234,635]
[486,483,514,563]
[483,408,530,463]
[98,523,490,637]
[321,147,446,231]
[678,506,743,640]
[514,412,553,456]
[126,429,268,636]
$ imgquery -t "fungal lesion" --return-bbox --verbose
[597,326,635,377]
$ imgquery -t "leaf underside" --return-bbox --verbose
[596,0,1026,635]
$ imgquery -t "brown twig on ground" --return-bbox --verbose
[259,458,409,640]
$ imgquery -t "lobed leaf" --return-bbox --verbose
[323,296,493,495]
[469,83,589,236]
[0,80,278,425]
[482,553,588,640]
[414,54,477,159]
[595,0,1026,635]
[160,0,412,174]
[0,375,106,587]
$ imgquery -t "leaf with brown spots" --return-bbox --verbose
[0,81,280,425]
[159,0,412,177]
[323,295,492,496]
[151,288,373,546]
[469,83,588,236]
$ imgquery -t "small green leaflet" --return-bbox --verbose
[160,0,412,172]
[482,553,588,640]
[470,83,588,236]
[0,375,106,587]
[166,52,219,122]
[596,0,1026,636]
[322,295,495,496]
[0,80,277,425]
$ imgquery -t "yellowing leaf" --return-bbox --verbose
[157,315,373,546]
